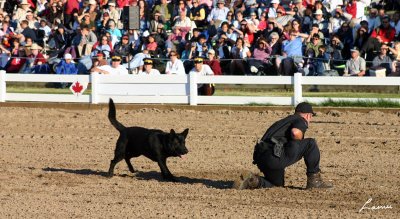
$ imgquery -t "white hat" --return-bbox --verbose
[142,30,150,37]
[314,9,323,15]
[30,43,42,50]
[64,53,72,59]
[350,47,359,53]
[208,49,215,55]
[108,2,116,6]
[88,0,97,5]
[271,0,280,4]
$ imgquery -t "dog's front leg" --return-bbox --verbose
[157,158,178,182]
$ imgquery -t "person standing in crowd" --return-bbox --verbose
[344,47,366,77]
[165,50,186,75]
[91,55,128,75]
[189,57,214,95]
[233,102,333,190]
[64,0,81,30]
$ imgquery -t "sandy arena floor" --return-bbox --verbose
[0,104,399,218]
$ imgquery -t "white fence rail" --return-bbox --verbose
[1,70,399,106]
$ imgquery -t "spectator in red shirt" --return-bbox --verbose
[204,49,222,75]
[361,16,396,61]
[64,0,80,29]
[345,0,357,19]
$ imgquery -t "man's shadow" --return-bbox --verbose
[42,168,233,189]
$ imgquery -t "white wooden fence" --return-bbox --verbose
[1,70,399,106]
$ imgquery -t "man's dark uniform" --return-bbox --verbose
[236,102,333,189]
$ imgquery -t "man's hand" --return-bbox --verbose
[291,128,303,140]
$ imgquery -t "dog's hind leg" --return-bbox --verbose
[107,136,128,177]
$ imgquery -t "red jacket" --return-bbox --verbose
[346,2,357,19]
[204,60,222,75]
[371,26,396,43]
[29,53,47,65]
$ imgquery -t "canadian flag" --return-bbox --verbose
[70,81,88,96]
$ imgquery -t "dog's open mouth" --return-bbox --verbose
[179,155,186,159]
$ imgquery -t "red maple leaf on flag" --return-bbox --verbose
[72,81,83,93]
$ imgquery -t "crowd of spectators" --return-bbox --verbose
[0,0,399,77]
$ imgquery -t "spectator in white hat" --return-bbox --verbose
[207,0,229,28]
[204,49,222,75]
[344,47,366,76]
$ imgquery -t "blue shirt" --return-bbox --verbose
[56,60,78,75]
[282,37,303,57]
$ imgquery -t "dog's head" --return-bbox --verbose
[167,128,189,158]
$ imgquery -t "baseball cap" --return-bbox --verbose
[314,9,323,15]
[194,57,203,63]
[295,102,315,115]
[271,0,279,4]
[350,46,359,53]
[64,53,72,59]
[143,58,153,65]
[208,49,215,55]
[111,56,122,61]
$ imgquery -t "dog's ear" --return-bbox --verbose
[181,128,189,138]
[170,129,176,135]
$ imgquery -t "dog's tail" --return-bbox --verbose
[108,98,125,132]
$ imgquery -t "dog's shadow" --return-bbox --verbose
[42,168,233,189]
[43,167,109,177]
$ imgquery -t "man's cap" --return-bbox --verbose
[97,52,105,57]
[217,0,225,4]
[271,0,280,4]
[208,49,215,55]
[64,53,72,59]
[314,9,323,15]
[21,0,30,5]
[88,0,97,5]
[108,2,116,6]
[122,35,129,39]
[350,46,359,53]
[250,12,257,16]
[295,102,315,115]
[143,58,153,65]
[293,0,302,3]
[194,57,203,63]
[111,56,122,61]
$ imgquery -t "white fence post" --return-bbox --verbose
[91,73,98,104]
[293,72,303,106]
[189,72,198,105]
[0,70,6,102]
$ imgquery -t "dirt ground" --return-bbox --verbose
[0,104,399,218]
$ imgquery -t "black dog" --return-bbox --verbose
[107,98,189,182]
